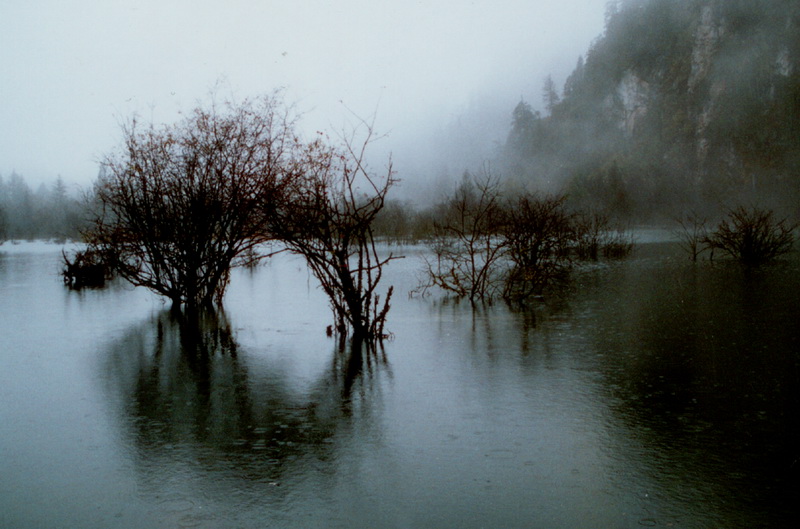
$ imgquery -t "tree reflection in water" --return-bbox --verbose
[102,308,388,493]
[587,259,800,528]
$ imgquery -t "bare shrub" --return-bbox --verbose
[419,171,507,302]
[85,94,297,309]
[418,178,638,303]
[271,125,400,345]
[572,210,633,260]
[674,211,709,261]
[602,231,635,259]
[502,193,573,301]
[704,206,796,265]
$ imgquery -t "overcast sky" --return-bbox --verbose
[0,0,608,190]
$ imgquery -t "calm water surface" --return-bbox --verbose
[1,240,798,528]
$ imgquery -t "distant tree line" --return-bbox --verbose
[0,173,86,242]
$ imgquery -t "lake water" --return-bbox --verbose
[1,240,798,528]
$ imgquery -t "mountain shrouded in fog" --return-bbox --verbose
[502,0,800,220]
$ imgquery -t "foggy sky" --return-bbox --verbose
[0,0,608,192]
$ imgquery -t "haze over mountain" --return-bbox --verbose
[4,0,798,223]
[0,0,607,190]
[500,0,800,220]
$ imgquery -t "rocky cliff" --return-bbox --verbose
[504,0,800,219]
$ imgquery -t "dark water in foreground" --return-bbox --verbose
[1,241,798,528]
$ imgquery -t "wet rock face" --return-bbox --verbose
[775,46,792,77]
[618,71,650,135]
[689,5,724,92]
[608,3,729,139]
[688,5,725,162]
[503,0,800,211]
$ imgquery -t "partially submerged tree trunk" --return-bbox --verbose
[271,122,400,347]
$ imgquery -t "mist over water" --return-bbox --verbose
[2,241,798,528]
[2,2,798,527]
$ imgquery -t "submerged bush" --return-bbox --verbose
[418,176,636,304]
[502,193,574,301]
[419,173,507,302]
[572,211,634,260]
[62,247,113,288]
[85,94,297,309]
[704,206,795,265]
[269,126,399,346]
[674,211,710,262]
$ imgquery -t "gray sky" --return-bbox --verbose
[0,0,608,189]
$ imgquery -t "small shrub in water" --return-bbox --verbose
[62,248,112,288]
[572,211,633,261]
[704,206,795,265]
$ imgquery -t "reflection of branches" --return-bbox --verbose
[170,308,238,357]
[329,340,391,405]
[102,307,387,485]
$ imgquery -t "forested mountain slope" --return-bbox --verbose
[503,0,800,220]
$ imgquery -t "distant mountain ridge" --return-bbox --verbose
[503,0,800,219]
